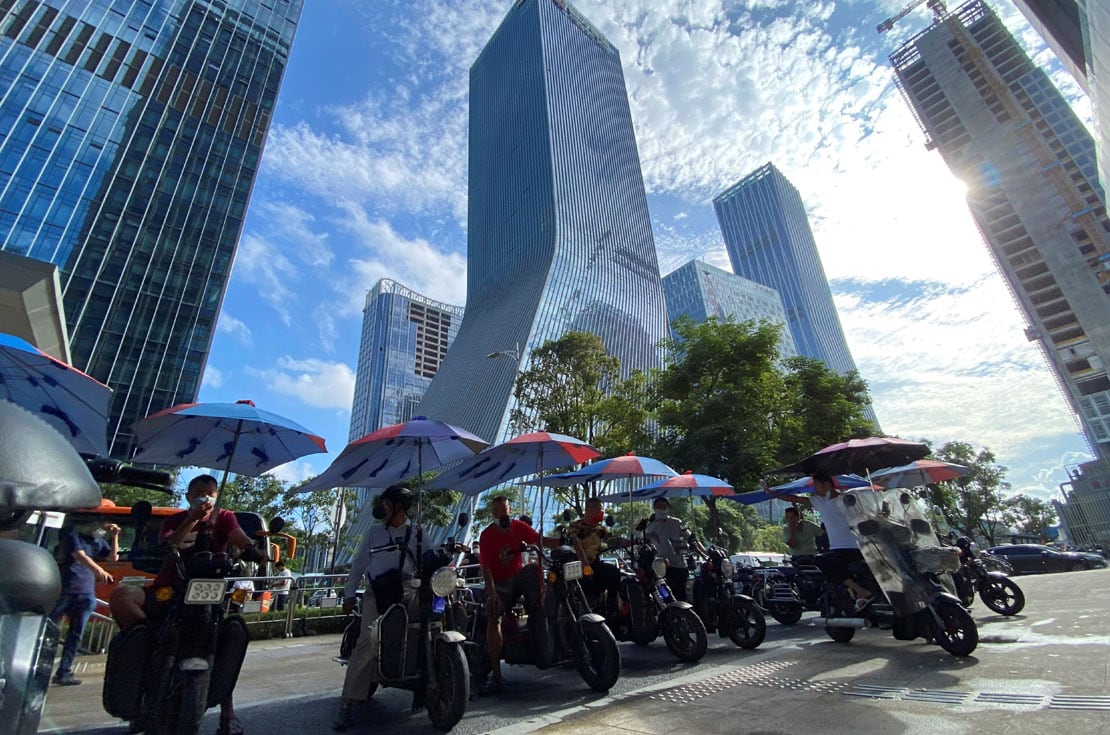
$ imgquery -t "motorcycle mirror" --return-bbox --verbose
[457,512,468,528]
[562,508,575,522]
[268,517,285,534]
[635,518,649,532]
[131,500,153,526]
[604,514,616,527]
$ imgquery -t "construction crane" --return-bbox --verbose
[878,0,1110,282]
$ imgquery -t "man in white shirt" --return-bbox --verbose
[272,560,293,611]
[333,486,420,731]
[765,472,872,608]
[643,498,704,601]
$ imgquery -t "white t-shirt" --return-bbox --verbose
[810,495,858,550]
[274,568,293,594]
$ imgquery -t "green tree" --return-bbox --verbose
[751,523,789,554]
[1001,494,1057,541]
[922,441,1010,544]
[218,474,297,520]
[776,356,875,463]
[98,480,183,509]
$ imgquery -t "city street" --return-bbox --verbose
[39,569,1109,735]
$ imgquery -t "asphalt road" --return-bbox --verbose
[40,568,1110,735]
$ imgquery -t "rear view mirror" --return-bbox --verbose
[604,514,616,527]
[562,509,575,522]
[457,513,469,528]
[131,500,153,526]
[268,517,285,534]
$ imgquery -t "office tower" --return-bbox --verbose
[891,0,1110,461]
[415,0,669,443]
[0,0,302,457]
[662,259,797,359]
[1056,458,1110,551]
[348,278,464,476]
[1010,0,1110,193]
[714,164,864,378]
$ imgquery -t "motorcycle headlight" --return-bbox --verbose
[652,559,667,578]
[720,561,735,578]
[430,567,457,597]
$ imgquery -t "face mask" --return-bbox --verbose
[654,511,668,521]
[499,515,511,529]
[587,511,604,524]
[94,528,108,539]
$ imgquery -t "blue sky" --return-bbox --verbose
[195,0,1095,502]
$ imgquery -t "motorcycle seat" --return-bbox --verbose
[0,539,61,615]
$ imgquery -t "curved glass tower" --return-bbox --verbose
[417,0,668,443]
[0,0,302,457]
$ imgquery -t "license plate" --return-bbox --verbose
[184,579,226,605]
[563,561,583,581]
[433,596,446,613]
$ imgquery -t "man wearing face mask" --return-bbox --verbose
[49,520,120,685]
[643,498,704,602]
[477,496,557,696]
[334,485,420,730]
[566,497,625,619]
[109,474,256,735]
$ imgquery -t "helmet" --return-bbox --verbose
[379,485,414,511]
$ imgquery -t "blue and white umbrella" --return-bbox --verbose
[0,332,111,457]
[725,474,874,506]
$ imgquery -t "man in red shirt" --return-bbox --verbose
[478,496,555,695]
[109,474,256,735]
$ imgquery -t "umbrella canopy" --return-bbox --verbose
[131,400,327,478]
[0,332,111,457]
[776,436,930,477]
[525,453,678,488]
[424,431,599,496]
[598,471,734,502]
[725,474,874,506]
[872,459,969,489]
[295,416,488,494]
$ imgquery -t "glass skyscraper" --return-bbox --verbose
[662,259,797,359]
[891,0,1110,461]
[416,0,669,444]
[713,163,863,379]
[0,0,302,457]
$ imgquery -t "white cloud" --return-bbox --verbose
[201,365,224,389]
[249,357,356,411]
[216,313,253,347]
[233,233,299,325]
[266,458,317,486]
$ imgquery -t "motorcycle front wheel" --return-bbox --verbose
[426,642,469,732]
[978,577,1025,616]
[931,600,978,657]
[151,669,207,735]
[662,607,708,662]
[727,598,767,649]
[571,623,621,692]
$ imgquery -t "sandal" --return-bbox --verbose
[217,717,244,735]
[853,595,874,613]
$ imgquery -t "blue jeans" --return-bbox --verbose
[49,592,96,677]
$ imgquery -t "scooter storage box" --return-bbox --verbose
[377,604,408,682]
[102,623,149,720]
[207,615,250,708]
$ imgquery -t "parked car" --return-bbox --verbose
[986,544,1108,574]
[730,552,788,570]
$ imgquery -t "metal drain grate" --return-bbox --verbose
[974,692,1045,706]
[1048,695,1110,711]
[649,660,798,702]
[902,689,970,705]
[843,685,907,700]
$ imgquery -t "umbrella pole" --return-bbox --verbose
[214,420,243,513]
[416,441,424,561]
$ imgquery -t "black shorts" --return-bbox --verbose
[491,564,541,618]
[813,549,864,584]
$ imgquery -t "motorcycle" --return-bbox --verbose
[818,488,978,658]
[950,538,1025,616]
[595,536,707,662]
[0,401,166,735]
[690,547,766,649]
[337,527,471,732]
[101,502,280,734]
[461,543,621,692]
[735,563,810,626]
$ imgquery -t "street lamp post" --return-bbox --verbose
[486,342,521,362]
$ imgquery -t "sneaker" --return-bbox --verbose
[332,704,354,732]
[53,673,81,686]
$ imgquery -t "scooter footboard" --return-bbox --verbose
[103,623,149,719]
[207,615,249,708]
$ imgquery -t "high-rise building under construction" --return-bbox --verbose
[889,0,1110,460]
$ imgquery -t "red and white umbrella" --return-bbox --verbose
[872,459,969,488]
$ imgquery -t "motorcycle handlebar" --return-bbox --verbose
[84,457,174,493]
